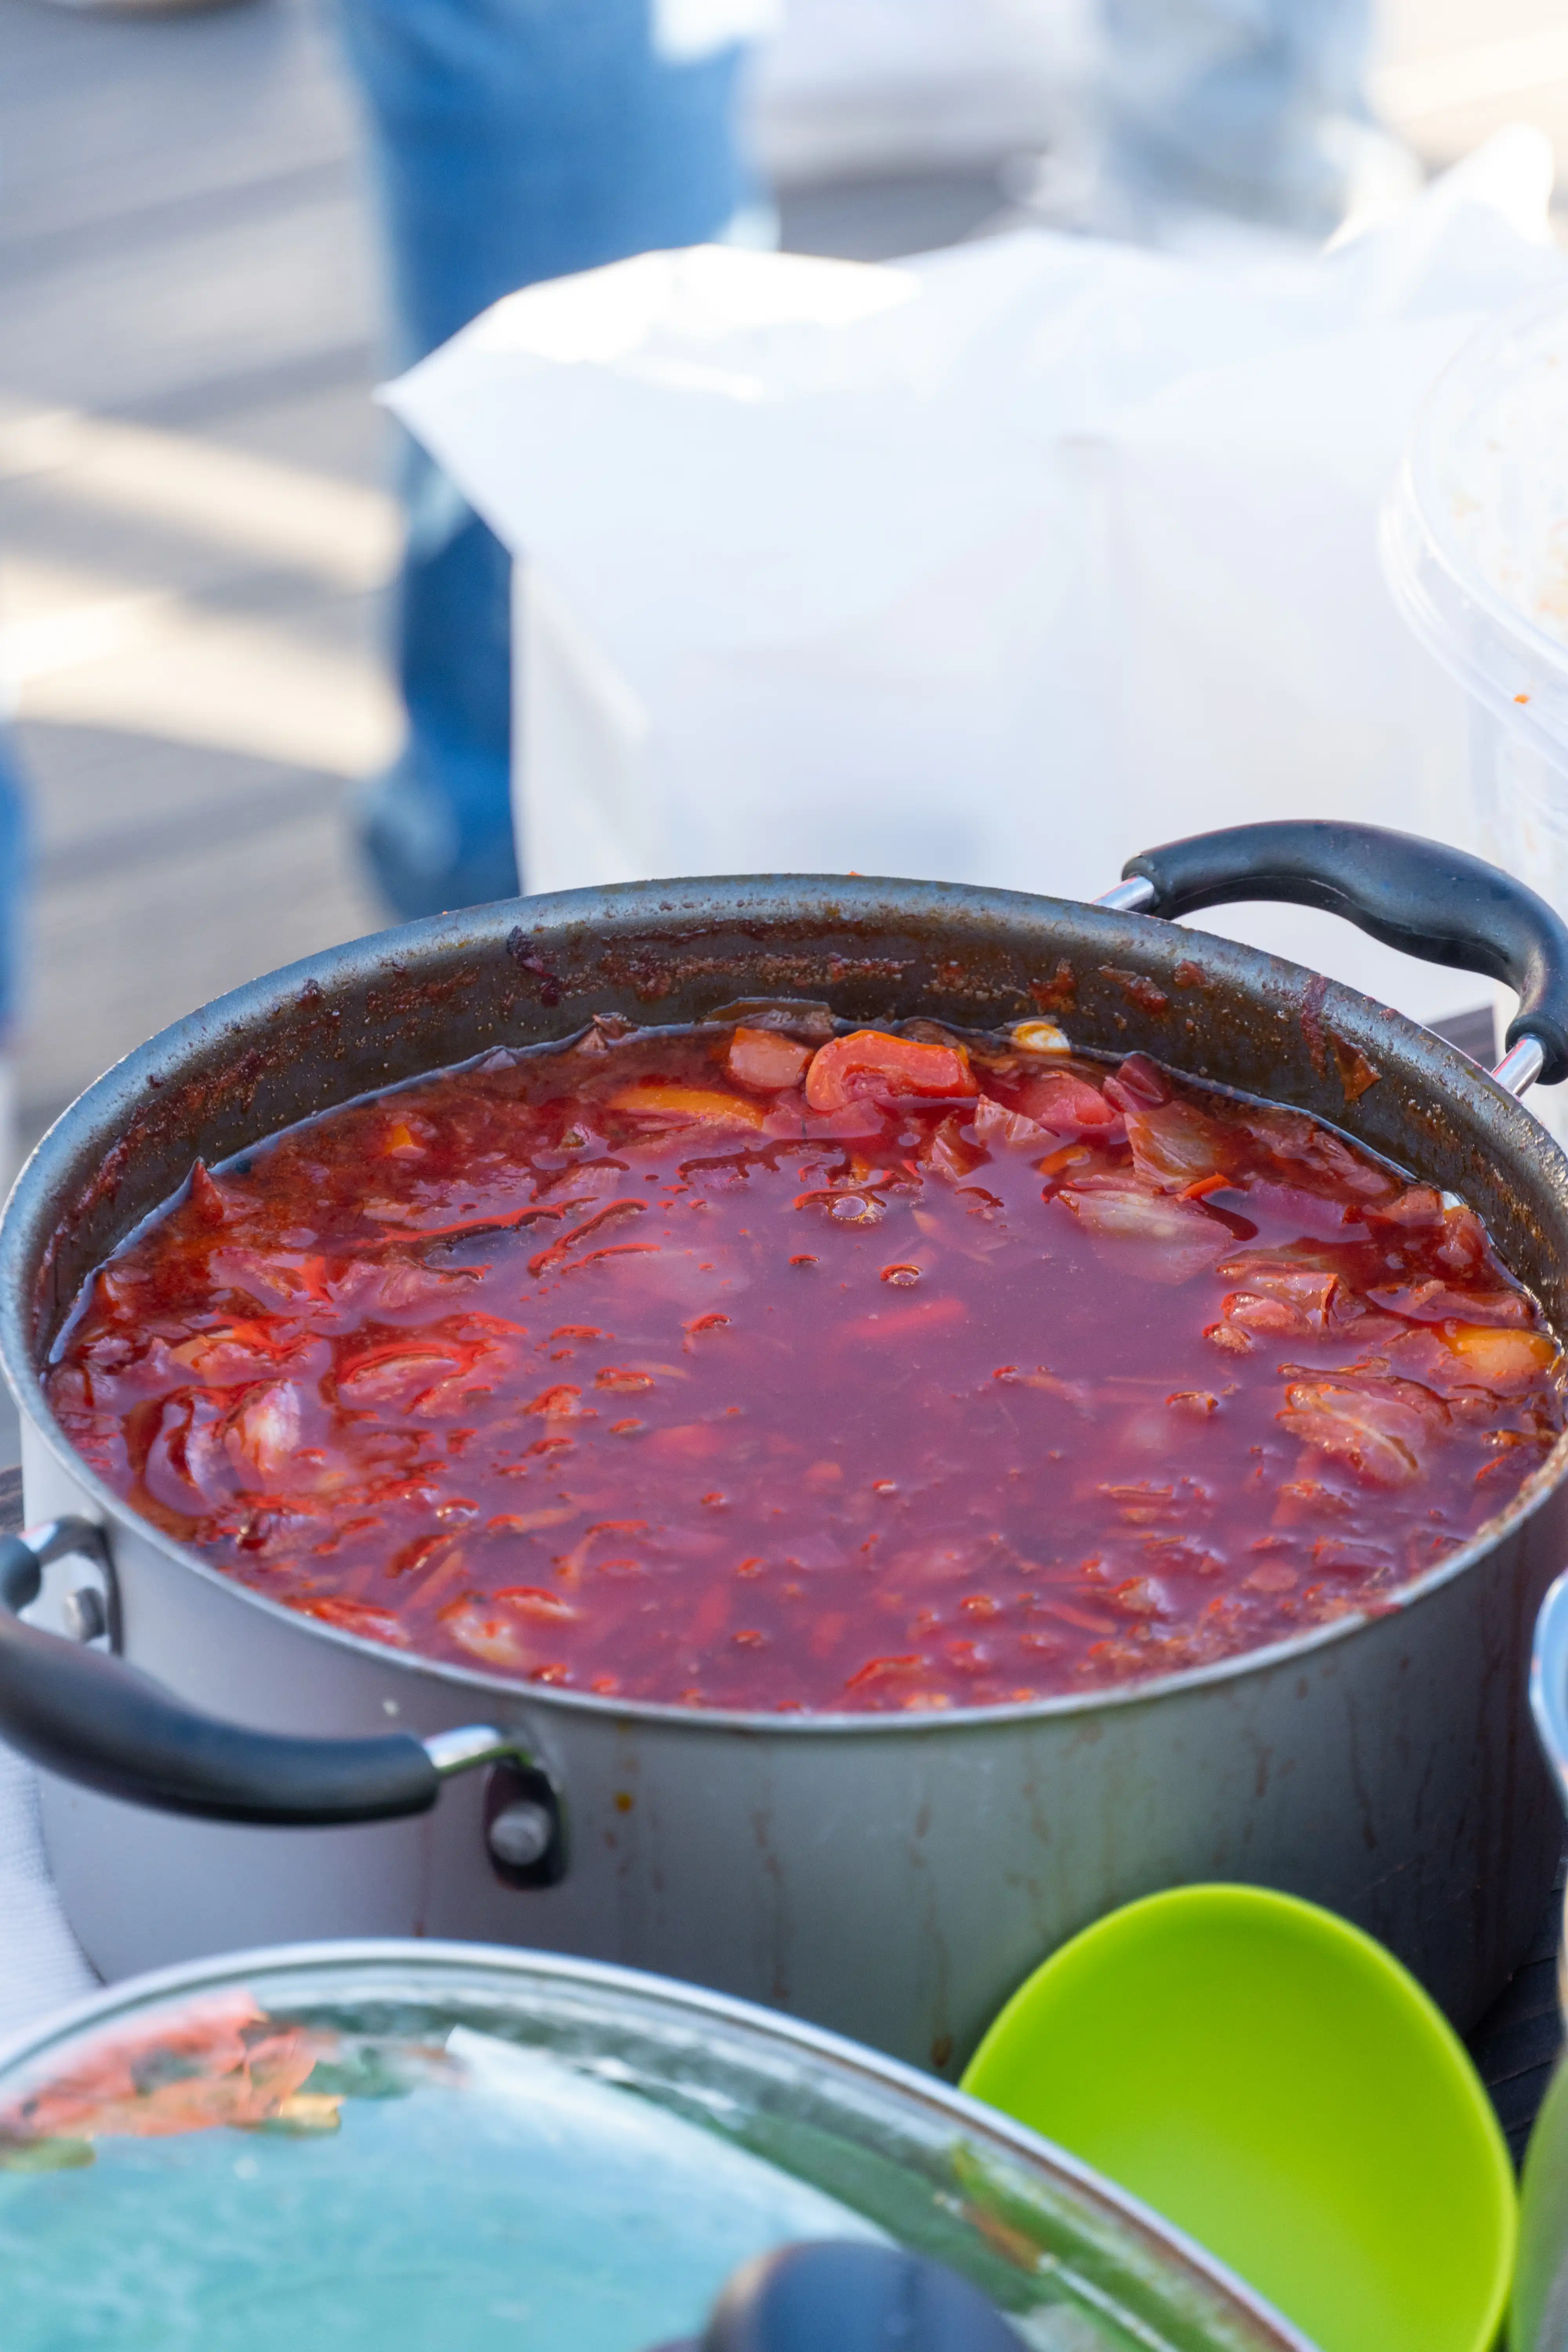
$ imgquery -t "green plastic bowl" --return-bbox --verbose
[961,1884,1515,2352]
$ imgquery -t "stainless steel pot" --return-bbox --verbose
[4,820,1568,2079]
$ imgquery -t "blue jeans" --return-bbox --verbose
[333,0,752,916]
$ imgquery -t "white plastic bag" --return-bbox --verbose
[385,130,1566,1024]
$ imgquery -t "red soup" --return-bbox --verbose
[47,1016,1564,1712]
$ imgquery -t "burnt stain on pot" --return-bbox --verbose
[505,930,564,1007]
[901,1770,956,2073]
[1018,1758,1053,1859]
[362,961,481,1029]
[1029,960,1077,1013]
[1332,1038,1382,1102]
[1301,972,1331,1078]
[605,1728,645,1887]
[596,943,916,1004]
[1343,1696,1381,1855]
[746,1775,793,2008]
[1245,1728,1275,1803]
[931,960,1000,1004]
[709,996,836,1042]
[1100,965,1171,1017]
[1010,1764,1054,1951]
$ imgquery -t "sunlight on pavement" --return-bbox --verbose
[0,399,397,590]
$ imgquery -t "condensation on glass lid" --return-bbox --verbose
[0,1996,878,2352]
[0,1960,1257,2352]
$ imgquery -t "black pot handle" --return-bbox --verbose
[0,1517,560,1856]
[1112,820,1568,1090]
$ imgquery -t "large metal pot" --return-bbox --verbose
[4,820,1568,2078]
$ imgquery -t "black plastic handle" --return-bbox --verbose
[1122,820,1568,1085]
[653,2243,1025,2352]
[0,1521,439,1825]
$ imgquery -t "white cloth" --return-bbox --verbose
[0,1744,96,2039]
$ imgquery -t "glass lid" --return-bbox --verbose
[0,1940,1311,2352]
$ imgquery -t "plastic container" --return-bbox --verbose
[1383,284,1568,1142]
[962,1885,1515,2352]
[0,1938,1312,2352]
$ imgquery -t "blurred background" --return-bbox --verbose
[2,0,1568,1478]
[5,0,1568,1154]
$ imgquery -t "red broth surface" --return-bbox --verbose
[46,1017,1564,1712]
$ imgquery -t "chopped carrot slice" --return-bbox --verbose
[1444,1325,1556,1385]
[609,1082,766,1127]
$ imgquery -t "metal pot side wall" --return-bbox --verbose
[12,879,1568,2074]
[24,1388,1567,2075]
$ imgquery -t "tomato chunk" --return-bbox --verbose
[1013,1071,1117,1132]
[805,1030,975,1111]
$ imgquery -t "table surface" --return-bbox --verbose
[0,1466,1558,2159]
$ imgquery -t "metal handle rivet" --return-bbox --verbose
[487,1799,554,1871]
[61,1588,107,1645]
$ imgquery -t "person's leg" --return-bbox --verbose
[334,0,752,917]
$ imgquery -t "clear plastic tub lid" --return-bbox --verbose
[0,1940,1312,2352]
[1383,283,1568,771]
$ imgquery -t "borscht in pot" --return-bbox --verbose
[6,819,1568,2063]
[46,1013,1563,1714]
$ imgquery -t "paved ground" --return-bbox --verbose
[1,0,390,1155]
[1,0,1567,1485]
[6,0,1567,1137]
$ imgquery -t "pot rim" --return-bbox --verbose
[0,1931,1318,2352]
[8,877,1566,1740]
